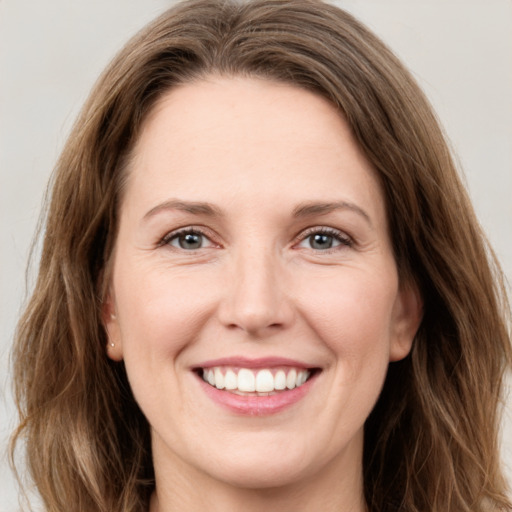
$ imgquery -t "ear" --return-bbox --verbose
[389,280,423,362]
[102,289,123,361]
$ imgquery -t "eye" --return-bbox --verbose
[163,229,216,250]
[296,228,352,251]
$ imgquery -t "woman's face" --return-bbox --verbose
[105,77,421,491]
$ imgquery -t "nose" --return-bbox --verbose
[217,247,294,337]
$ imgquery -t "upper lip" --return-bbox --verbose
[194,356,316,370]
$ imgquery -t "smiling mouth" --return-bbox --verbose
[197,366,319,396]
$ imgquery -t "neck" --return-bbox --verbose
[149,433,367,512]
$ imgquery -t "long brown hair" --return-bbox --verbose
[11,1,512,510]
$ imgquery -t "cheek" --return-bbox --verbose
[297,268,399,375]
[112,263,222,416]
[113,261,219,362]
[289,267,399,444]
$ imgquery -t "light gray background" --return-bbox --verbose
[1,1,511,510]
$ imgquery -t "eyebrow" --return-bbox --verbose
[143,199,223,220]
[143,198,372,226]
[292,201,372,227]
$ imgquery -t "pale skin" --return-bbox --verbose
[104,76,422,512]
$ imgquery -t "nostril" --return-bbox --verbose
[224,317,285,335]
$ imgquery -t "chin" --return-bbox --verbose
[195,433,331,490]
[206,457,312,490]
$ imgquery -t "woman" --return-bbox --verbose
[10,0,511,511]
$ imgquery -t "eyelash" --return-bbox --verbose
[159,227,218,250]
[159,226,354,252]
[294,227,354,252]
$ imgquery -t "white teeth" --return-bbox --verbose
[274,370,286,390]
[297,371,307,386]
[224,370,237,390]
[286,369,297,389]
[238,369,256,392]
[202,367,311,393]
[214,368,225,389]
[255,369,274,392]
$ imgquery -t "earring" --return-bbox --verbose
[106,313,117,349]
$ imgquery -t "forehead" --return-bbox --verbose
[125,76,385,224]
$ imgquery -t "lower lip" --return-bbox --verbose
[196,372,318,416]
